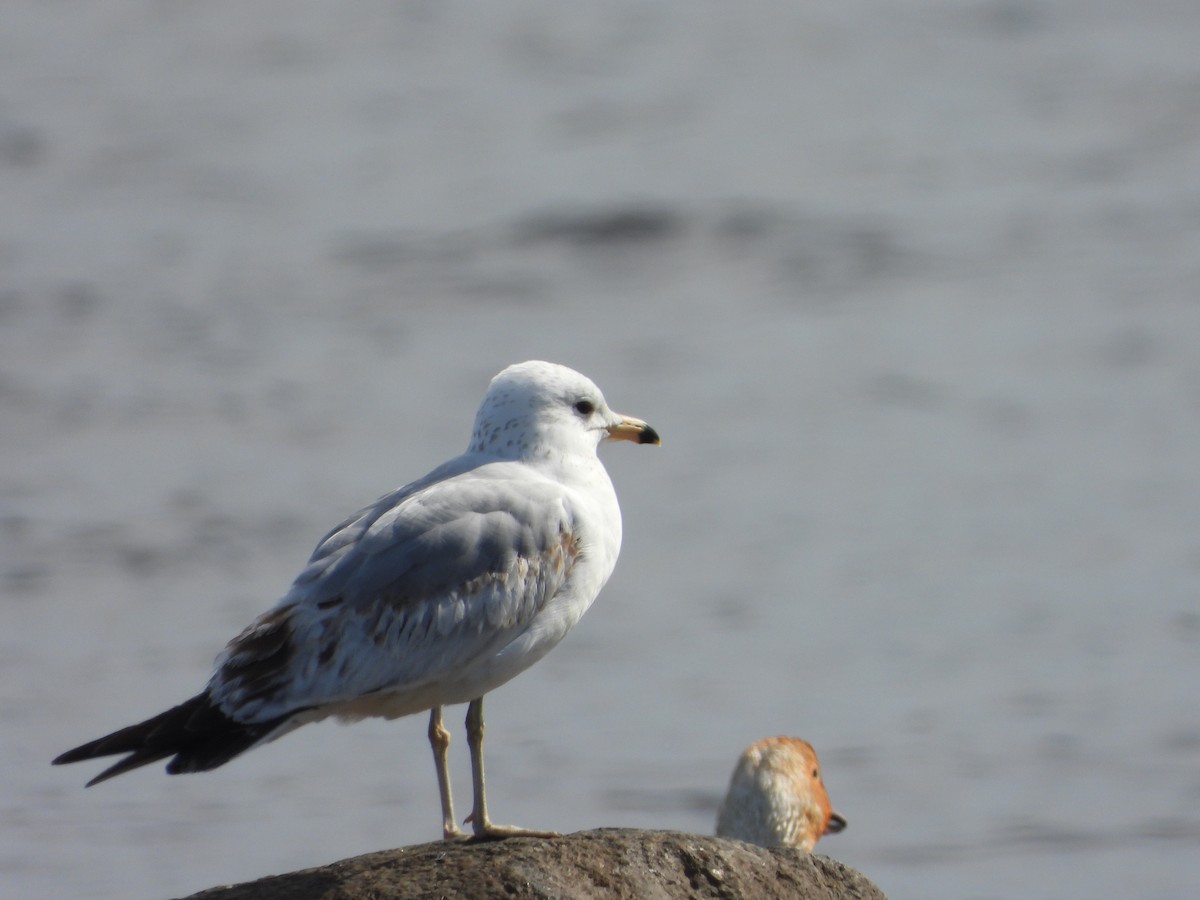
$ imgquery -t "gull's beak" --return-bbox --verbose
[826,811,848,834]
[606,415,661,446]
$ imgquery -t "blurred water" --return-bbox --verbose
[3,2,1199,898]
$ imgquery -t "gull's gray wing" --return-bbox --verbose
[207,458,583,721]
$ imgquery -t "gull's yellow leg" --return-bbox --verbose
[428,707,465,840]
[465,696,558,840]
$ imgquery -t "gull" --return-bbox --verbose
[715,737,847,852]
[54,360,660,840]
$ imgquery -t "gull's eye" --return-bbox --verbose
[573,399,595,416]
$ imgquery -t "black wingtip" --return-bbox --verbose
[83,750,176,787]
[53,693,291,786]
[54,737,128,768]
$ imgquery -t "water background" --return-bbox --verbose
[3,2,1199,897]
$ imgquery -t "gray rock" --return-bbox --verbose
[179,828,885,899]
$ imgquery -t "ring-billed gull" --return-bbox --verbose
[715,737,847,852]
[54,360,660,840]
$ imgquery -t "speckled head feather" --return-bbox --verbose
[467,360,654,460]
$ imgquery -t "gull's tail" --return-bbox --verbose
[53,693,289,787]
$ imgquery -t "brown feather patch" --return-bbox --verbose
[221,604,298,704]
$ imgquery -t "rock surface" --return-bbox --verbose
[180,828,886,899]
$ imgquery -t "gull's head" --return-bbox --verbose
[468,360,660,461]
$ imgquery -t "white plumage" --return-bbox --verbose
[55,360,660,840]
